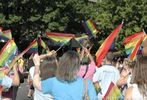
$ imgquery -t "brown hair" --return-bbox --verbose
[106,52,114,63]
[123,58,135,69]
[56,50,80,83]
[131,56,147,96]
[40,56,58,80]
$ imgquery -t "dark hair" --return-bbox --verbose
[40,56,58,80]
[56,50,80,83]
[28,59,34,67]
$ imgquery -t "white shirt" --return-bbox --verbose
[29,66,35,80]
[93,64,120,98]
[132,84,147,100]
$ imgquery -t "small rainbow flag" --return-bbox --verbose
[3,30,12,40]
[39,37,47,49]
[0,30,12,42]
[123,32,145,55]
[74,34,88,43]
[95,22,123,66]
[46,32,75,46]
[0,39,18,67]
[82,19,99,37]
[27,39,38,54]
[103,82,122,100]
[94,81,102,94]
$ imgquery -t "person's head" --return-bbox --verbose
[104,52,114,64]
[142,38,147,56]
[56,50,80,83]
[40,56,58,80]
[121,58,135,77]
[131,56,147,96]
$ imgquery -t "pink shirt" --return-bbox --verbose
[77,61,96,81]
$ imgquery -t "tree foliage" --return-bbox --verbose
[0,0,147,52]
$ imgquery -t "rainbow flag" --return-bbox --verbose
[27,39,38,54]
[129,36,144,60]
[74,34,88,43]
[39,37,47,49]
[95,22,123,66]
[82,19,99,37]
[46,32,75,46]
[3,30,12,40]
[0,30,12,42]
[0,39,18,67]
[94,81,102,94]
[103,82,122,100]
[123,32,145,55]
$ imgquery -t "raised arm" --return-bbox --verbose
[82,46,94,62]
[33,53,42,91]
[12,62,20,86]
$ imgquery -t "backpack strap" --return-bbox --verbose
[82,65,89,78]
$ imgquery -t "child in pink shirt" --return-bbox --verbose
[77,46,97,81]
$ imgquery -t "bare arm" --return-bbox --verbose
[124,86,133,100]
[80,48,85,61]
[33,54,42,91]
[83,46,94,62]
[12,63,20,86]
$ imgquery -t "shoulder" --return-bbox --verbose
[124,86,133,99]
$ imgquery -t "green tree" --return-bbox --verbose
[0,0,146,53]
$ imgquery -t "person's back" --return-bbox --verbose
[33,50,97,100]
[42,77,96,100]
[93,64,120,97]
[93,52,120,98]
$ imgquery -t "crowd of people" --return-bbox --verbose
[0,39,147,100]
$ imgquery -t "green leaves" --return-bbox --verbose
[0,0,146,53]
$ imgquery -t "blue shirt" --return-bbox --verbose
[41,77,97,100]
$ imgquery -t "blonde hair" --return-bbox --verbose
[56,50,80,83]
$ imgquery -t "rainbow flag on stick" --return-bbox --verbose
[82,19,99,37]
[39,37,50,53]
[129,36,144,60]
[103,82,122,100]
[74,34,88,43]
[95,22,123,66]
[3,30,12,40]
[46,32,75,46]
[0,39,18,67]
[123,32,145,55]
[39,37,47,49]
[27,39,38,54]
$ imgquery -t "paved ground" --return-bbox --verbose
[16,79,33,100]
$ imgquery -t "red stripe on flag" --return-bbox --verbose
[46,32,75,38]
[95,22,123,66]
[129,36,144,60]
[123,32,145,44]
